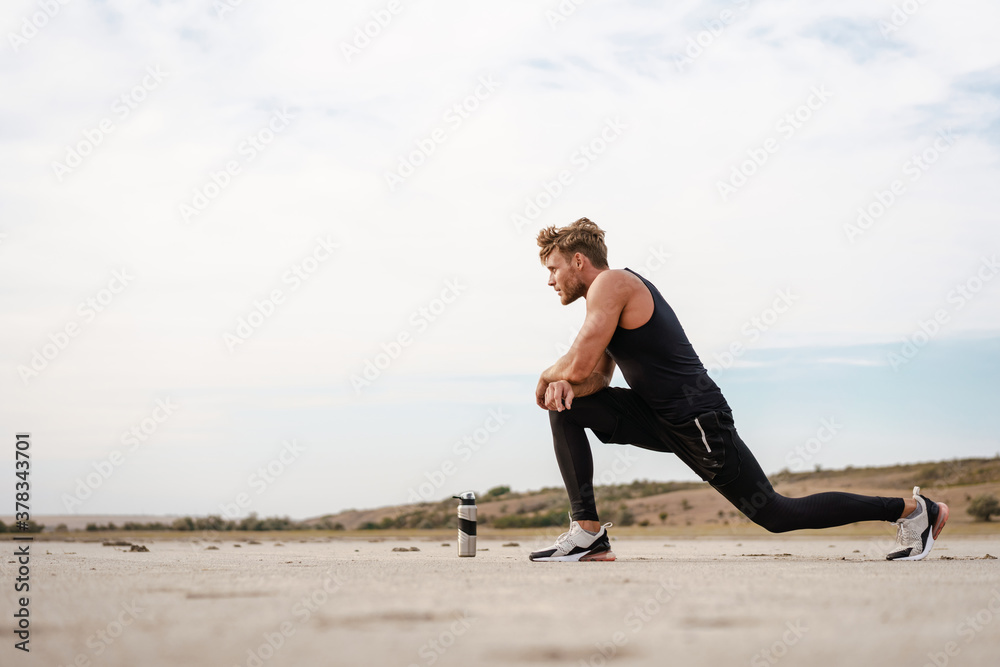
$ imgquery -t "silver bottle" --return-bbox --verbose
[453,491,477,557]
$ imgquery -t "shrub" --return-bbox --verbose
[968,494,1000,522]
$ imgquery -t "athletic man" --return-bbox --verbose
[528,218,948,562]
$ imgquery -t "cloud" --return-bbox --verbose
[2,0,998,516]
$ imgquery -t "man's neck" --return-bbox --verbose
[581,266,609,298]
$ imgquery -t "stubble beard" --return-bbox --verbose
[560,273,586,305]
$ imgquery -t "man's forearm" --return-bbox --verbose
[568,370,611,398]
[540,356,572,385]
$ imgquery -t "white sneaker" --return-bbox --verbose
[528,516,615,562]
[886,486,949,561]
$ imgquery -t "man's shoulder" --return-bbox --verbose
[587,269,644,306]
[591,268,645,297]
[592,268,640,286]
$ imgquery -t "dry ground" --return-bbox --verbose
[4,535,999,667]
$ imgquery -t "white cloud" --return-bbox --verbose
[2,0,998,516]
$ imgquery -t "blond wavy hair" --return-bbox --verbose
[536,218,609,268]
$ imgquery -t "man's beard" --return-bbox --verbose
[560,273,586,305]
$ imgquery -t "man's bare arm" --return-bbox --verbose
[567,351,616,398]
[540,351,616,411]
[540,272,627,385]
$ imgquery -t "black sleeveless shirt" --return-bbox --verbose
[605,268,730,423]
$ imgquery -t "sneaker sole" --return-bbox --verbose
[891,537,935,561]
[529,549,616,562]
[892,503,949,562]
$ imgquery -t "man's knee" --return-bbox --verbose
[725,481,789,532]
[741,496,796,533]
[753,512,792,533]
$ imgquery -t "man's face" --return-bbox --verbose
[545,252,586,305]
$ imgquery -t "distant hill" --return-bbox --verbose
[8,458,999,536]
[304,457,1000,532]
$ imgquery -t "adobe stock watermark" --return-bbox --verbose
[510,117,628,233]
[863,520,905,559]
[193,440,306,549]
[878,0,930,39]
[920,588,1000,667]
[351,278,467,393]
[628,245,672,280]
[705,288,798,373]
[51,65,168,182]
[60,398,179,512]
[579,578,682,667]
[887,254,998,370]
[179,106,295,223]
[214,0,246,20]
[750,620,808,666]
[224,235,340,352]
[545,0,588,31]
[555,325,582,356]
[340,0,404,62]
[384,75,500,192]
[674,0,753,72]
[218,440,306,519]
[406,611,475,667]
[17,268,134,386]
[784,418,842,472]
[594,450,639,486]
[54,599,145,666]
[234,567,347,667]
[717,84,832,202]
[843,128,956,243]
[680,288,798,410]
[8,0,72,53]
[407,408,511,502]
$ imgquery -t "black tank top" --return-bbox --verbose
[605,268,730,423]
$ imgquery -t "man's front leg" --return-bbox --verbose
[549,407,601,522]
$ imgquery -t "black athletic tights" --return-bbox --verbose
[549,388,904,531]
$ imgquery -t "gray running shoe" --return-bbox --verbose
[886,486,949,561]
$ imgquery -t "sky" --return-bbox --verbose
[1,0,999,521]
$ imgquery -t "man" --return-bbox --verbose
[528,218,948,562]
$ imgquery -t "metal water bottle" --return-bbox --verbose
[453,491,477,557]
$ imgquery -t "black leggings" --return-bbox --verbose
[549,388,904,532]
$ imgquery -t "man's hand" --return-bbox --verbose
[544,380,575,412]
[537,353,616,410]
[535,376,549,409]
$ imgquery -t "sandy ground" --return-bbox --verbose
[4,535,1000,667]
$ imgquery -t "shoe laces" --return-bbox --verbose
[553,519,614,548]
[554,527,575,547]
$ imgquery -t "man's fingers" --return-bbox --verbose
[542,381,575,411]
[555,384,568,412]
[544,385,556,411]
